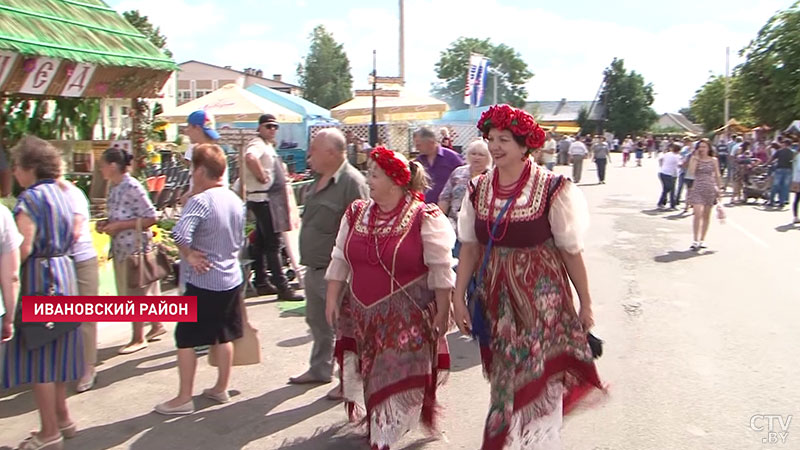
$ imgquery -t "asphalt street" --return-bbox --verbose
[1,156,798,450]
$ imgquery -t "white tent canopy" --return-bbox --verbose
[785,120,800,134]
[159,83,302,123]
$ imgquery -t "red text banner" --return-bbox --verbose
[21,296,198,322]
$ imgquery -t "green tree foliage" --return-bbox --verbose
[737,1,800,128]
[599,58,658,137]
[689,75,752,132]
[297,25,353,109]
[577,107,602,135]
[678,107,696,123]
[432,37,532,108]
[123,10,173,58]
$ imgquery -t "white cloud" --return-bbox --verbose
[210,39,301,83]
[238,23,272,38]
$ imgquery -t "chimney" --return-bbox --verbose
[255,69,263,77]
[224,65,231,69]
[273,74,282,82]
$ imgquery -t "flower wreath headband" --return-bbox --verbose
[369,146,425,200]
[476,104,546,150]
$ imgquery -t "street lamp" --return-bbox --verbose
[370,50,378,147]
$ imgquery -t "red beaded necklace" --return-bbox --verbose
[366,197,409,265]
[486,160,531,241]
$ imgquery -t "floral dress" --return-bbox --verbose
[327,197,456,450]
[458,163,603,450]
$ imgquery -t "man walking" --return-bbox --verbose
[569,136,589,184]
[767,139,795,208]
[244,114,303,301]
[542,132,557,171]
[592,136,611,183]
[289,129,368,395]
[557,134,572,165]
[414,127,463,203]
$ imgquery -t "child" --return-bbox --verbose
[635,141,645,166]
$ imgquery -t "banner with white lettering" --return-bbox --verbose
[19,57,61,94]
[61,63,96,97]
[0,50,17,88]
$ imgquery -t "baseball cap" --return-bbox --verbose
[258,114,278,125]
[187,110,220,140]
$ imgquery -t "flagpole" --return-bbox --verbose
[724,46,730,138]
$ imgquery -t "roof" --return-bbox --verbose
[246,83,331,120]
[0,0,176,71]
[658,112,704,134]
[178,60,299,89]
[525,100,604,122]
[331,91,448,124]
[159,83,302,124]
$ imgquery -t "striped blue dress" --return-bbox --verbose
[2,179,83,388]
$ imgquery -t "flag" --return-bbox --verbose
[464,53,490,107]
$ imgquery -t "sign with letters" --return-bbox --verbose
[0,50,17,88]
[19,57,61,94]
[61,63,96,97]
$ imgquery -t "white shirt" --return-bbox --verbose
[243,137,276,202]
[659,152,681,177]
[0,204,23,317]
[63,182,97,263]
[568,141,588,156]
[542,138,557,163]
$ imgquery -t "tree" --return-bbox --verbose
[689,75,752,132]
[296,25,353,109]
[599,58,658,137]
[576,107,601,135]
[123,10,173,58]
[432,37,532,108]
[737,1,800,128]
[678,107,696,123]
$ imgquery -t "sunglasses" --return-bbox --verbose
[264,124,279,130]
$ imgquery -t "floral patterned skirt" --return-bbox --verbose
[476,241,602,450]
[334,275,449,449]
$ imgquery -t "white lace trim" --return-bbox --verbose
[505,381,564,450]
[369,388,424,448]
[342,351,364,407]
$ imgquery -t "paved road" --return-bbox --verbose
[1,156,798,449]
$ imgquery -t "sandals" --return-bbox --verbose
[75,371,96,393]
[17,433,64,450]
[118,341,148,355]
[202,388,231,404]
[59,422,77,439]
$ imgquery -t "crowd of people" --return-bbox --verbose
[0,106,608,450]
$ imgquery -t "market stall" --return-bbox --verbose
[331,88,449,124]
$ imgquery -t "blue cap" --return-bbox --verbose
[187,110,220,140]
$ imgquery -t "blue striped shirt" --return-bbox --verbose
[172,187,244,291]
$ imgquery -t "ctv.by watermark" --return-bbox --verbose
[750,415,792,444]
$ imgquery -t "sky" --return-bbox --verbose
[106,0,793,114]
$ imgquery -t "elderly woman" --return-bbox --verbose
[3,136,83,450]
[155,144,246,415]
[325,147,455,450]
[453,105,602,449]
[438,139,493,232]
[97,147,165,354]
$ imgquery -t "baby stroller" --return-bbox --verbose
[742,164,773,203]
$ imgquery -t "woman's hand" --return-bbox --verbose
[1,318,13,342]
[434,307,449,338]
[103,221,124,236]
[579,305,594,331]
[95,219,108,233]
[452,295,472,336]
[186,249,211,273]
[325,296,340,327]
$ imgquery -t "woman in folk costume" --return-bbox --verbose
[325,146,455,450]
[453,105,603,450]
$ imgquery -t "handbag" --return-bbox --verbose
[208,324,262,367]
[15,259,80,351]
[126,218,171,290]
[466,197,514,346]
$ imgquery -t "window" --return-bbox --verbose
[195,90,213,99]
[178,90,192,103]
[120,106,129,116]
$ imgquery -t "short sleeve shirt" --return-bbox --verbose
[107,173,157,260]
[0,204,23,317]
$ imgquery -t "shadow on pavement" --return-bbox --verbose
[277,334,314,348]
[640,208,667,216]
[70,384,322,449]
[275,424,369,449]
[654,250,717,263]
[775,223,798,233]
[0,348,177,419]
[446,331,481,372]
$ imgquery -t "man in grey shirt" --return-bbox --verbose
[591,136,611,184]
[289,129,368,396]
[557,135,572,165]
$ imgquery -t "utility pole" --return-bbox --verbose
[398,0,404,81]
[724,46,730,139]
[493,70,498,105]
[370,50,378,147]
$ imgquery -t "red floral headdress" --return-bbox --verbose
[477,104,546,150]
[370,146,411,186]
